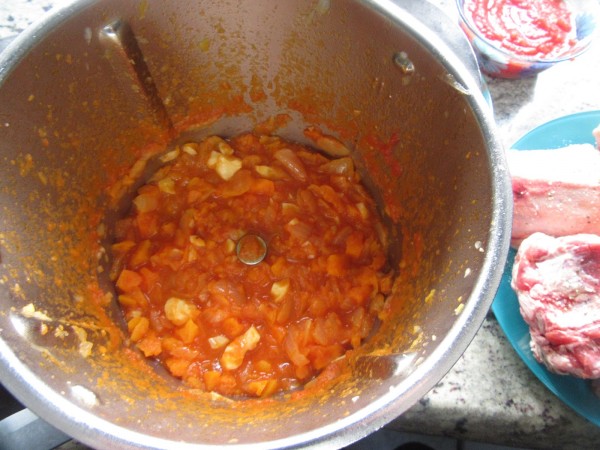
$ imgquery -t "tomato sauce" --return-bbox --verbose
[464,0,577,59]
[112,133,392,398]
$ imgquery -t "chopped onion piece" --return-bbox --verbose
[158,177,176,194]
[319,157,355,177]
[274,148,307,182]
[356,202,369,220]
[208,335,230,349]
[221,325,261,370]
[189,235,206,247]
[255,165,287,180]
[208,152,243,181]
[271,279,290,303]
[164,297,198,326]
[160,147,181,163]
[182,143,198,155]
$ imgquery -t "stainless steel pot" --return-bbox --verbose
[0,0,511,448]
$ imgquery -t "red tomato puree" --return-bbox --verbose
[465,0,577,59]
[112,133,392,398]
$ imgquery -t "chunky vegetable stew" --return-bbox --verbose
[112,132,392,397]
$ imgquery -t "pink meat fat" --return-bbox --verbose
[512,232,600,379]
[508,144,600,247]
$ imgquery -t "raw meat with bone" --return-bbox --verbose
[512,232,600,378]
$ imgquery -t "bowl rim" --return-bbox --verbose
[455,0,600,64]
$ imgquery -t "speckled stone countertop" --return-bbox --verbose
[2,1,600,449]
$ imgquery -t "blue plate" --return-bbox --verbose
[491,110,600,426]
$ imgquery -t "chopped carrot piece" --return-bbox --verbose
[222,317,244,338]
[345,232,364,258]
[128,316,149,342]
[111,240,135,255]
[244,380,268,397]
[135,212,158,239]
[129,288,147,307]
[348,285,372,306]
[116,269,142,293]
[245,379,279,397]
[249,178,275,195]
[137,333,162,357]
[326,254,348,277]
[175,319,199,344]
[166,358,190,377]
[139,267,159,291]
[260,379,279,398]
[117,294,137,308]
[203,370,221,391]
[129,240,152,267]
[295,364,311,380]
[161,337,182,354]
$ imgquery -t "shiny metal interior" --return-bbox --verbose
[0,0,511,448]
